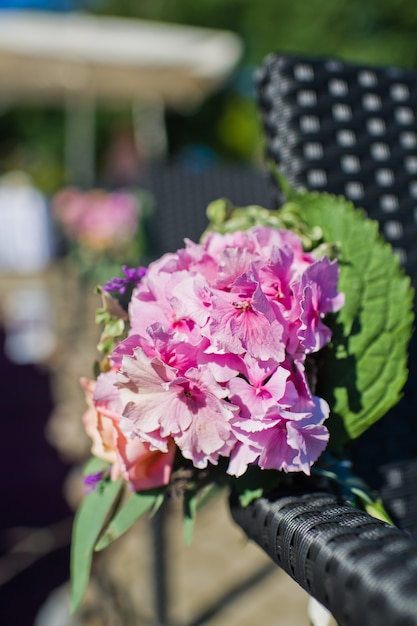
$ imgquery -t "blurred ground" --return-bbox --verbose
[0,305,72,620]
[0,263,318,626]
[33,493,315,626]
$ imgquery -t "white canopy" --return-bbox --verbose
[0,11,243,184]
[0,10,243,107]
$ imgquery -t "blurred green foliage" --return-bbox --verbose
[0,105,67,193]
[1,0,417,192]
[95,0,417,169]
[96,0,417,67]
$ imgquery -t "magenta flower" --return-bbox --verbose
[297,257,345,353]
[228,354,296,419]
[228,398,330,476]
[257,400,330,474]
[209,272,287,362]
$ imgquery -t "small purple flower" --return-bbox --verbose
[83,471,105,493]
[103,265,147,294]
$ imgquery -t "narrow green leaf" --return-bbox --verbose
[183,489,198,546]
[94,491,157,551]
[83,457,110,477]
[181,483,225,545]
[350,487,394,525]
[149,490,166,517]
[70,476,123,613]
[196,482,224,509]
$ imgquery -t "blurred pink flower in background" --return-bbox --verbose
[53,188,141,252]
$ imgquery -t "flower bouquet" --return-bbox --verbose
[71,173,413,612]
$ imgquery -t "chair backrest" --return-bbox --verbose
[256,53,417,535]
[141,162,273,258]
[257,53,417,289]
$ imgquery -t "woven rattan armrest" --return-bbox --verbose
[230,489,417,626]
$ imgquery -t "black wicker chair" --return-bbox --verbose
[230,54,417,626]
[141,162,273,258]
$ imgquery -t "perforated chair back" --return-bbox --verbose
[142,163,272,258]
[258,53,417,288]
[256,53,417,535]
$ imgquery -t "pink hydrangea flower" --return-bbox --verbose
[227,354,296,419]
[83,225,344,482]
[117,348,238,468]
[228,399,330,477]
[296,256,345,353]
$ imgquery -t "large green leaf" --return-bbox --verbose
[70,463,124,613]
[280,181,414,445]
[206,180,414,445]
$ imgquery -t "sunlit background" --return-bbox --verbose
[1,1,417,624]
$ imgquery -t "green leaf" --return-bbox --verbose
[181,482,225,545]
[149,490,166,517]
[204,193,323,251]
[183,488,198,546]
[104,318,125,338]
[230,466,283,507]
[83,457,110,477]
[204,197,288,239]
[70,475,124,613]
[238,487,264,508]
[94,490,159,551]
[205,197,236,228]
[350,487,394,525]
[196,482,224,509]
[97,289,129,321]
[280,184,414,446]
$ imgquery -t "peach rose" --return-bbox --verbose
[80,374,175,491]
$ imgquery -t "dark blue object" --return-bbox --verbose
[0,0,96,10]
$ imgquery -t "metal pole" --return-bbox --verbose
[152,503,169,625]
[65,98,96,188]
